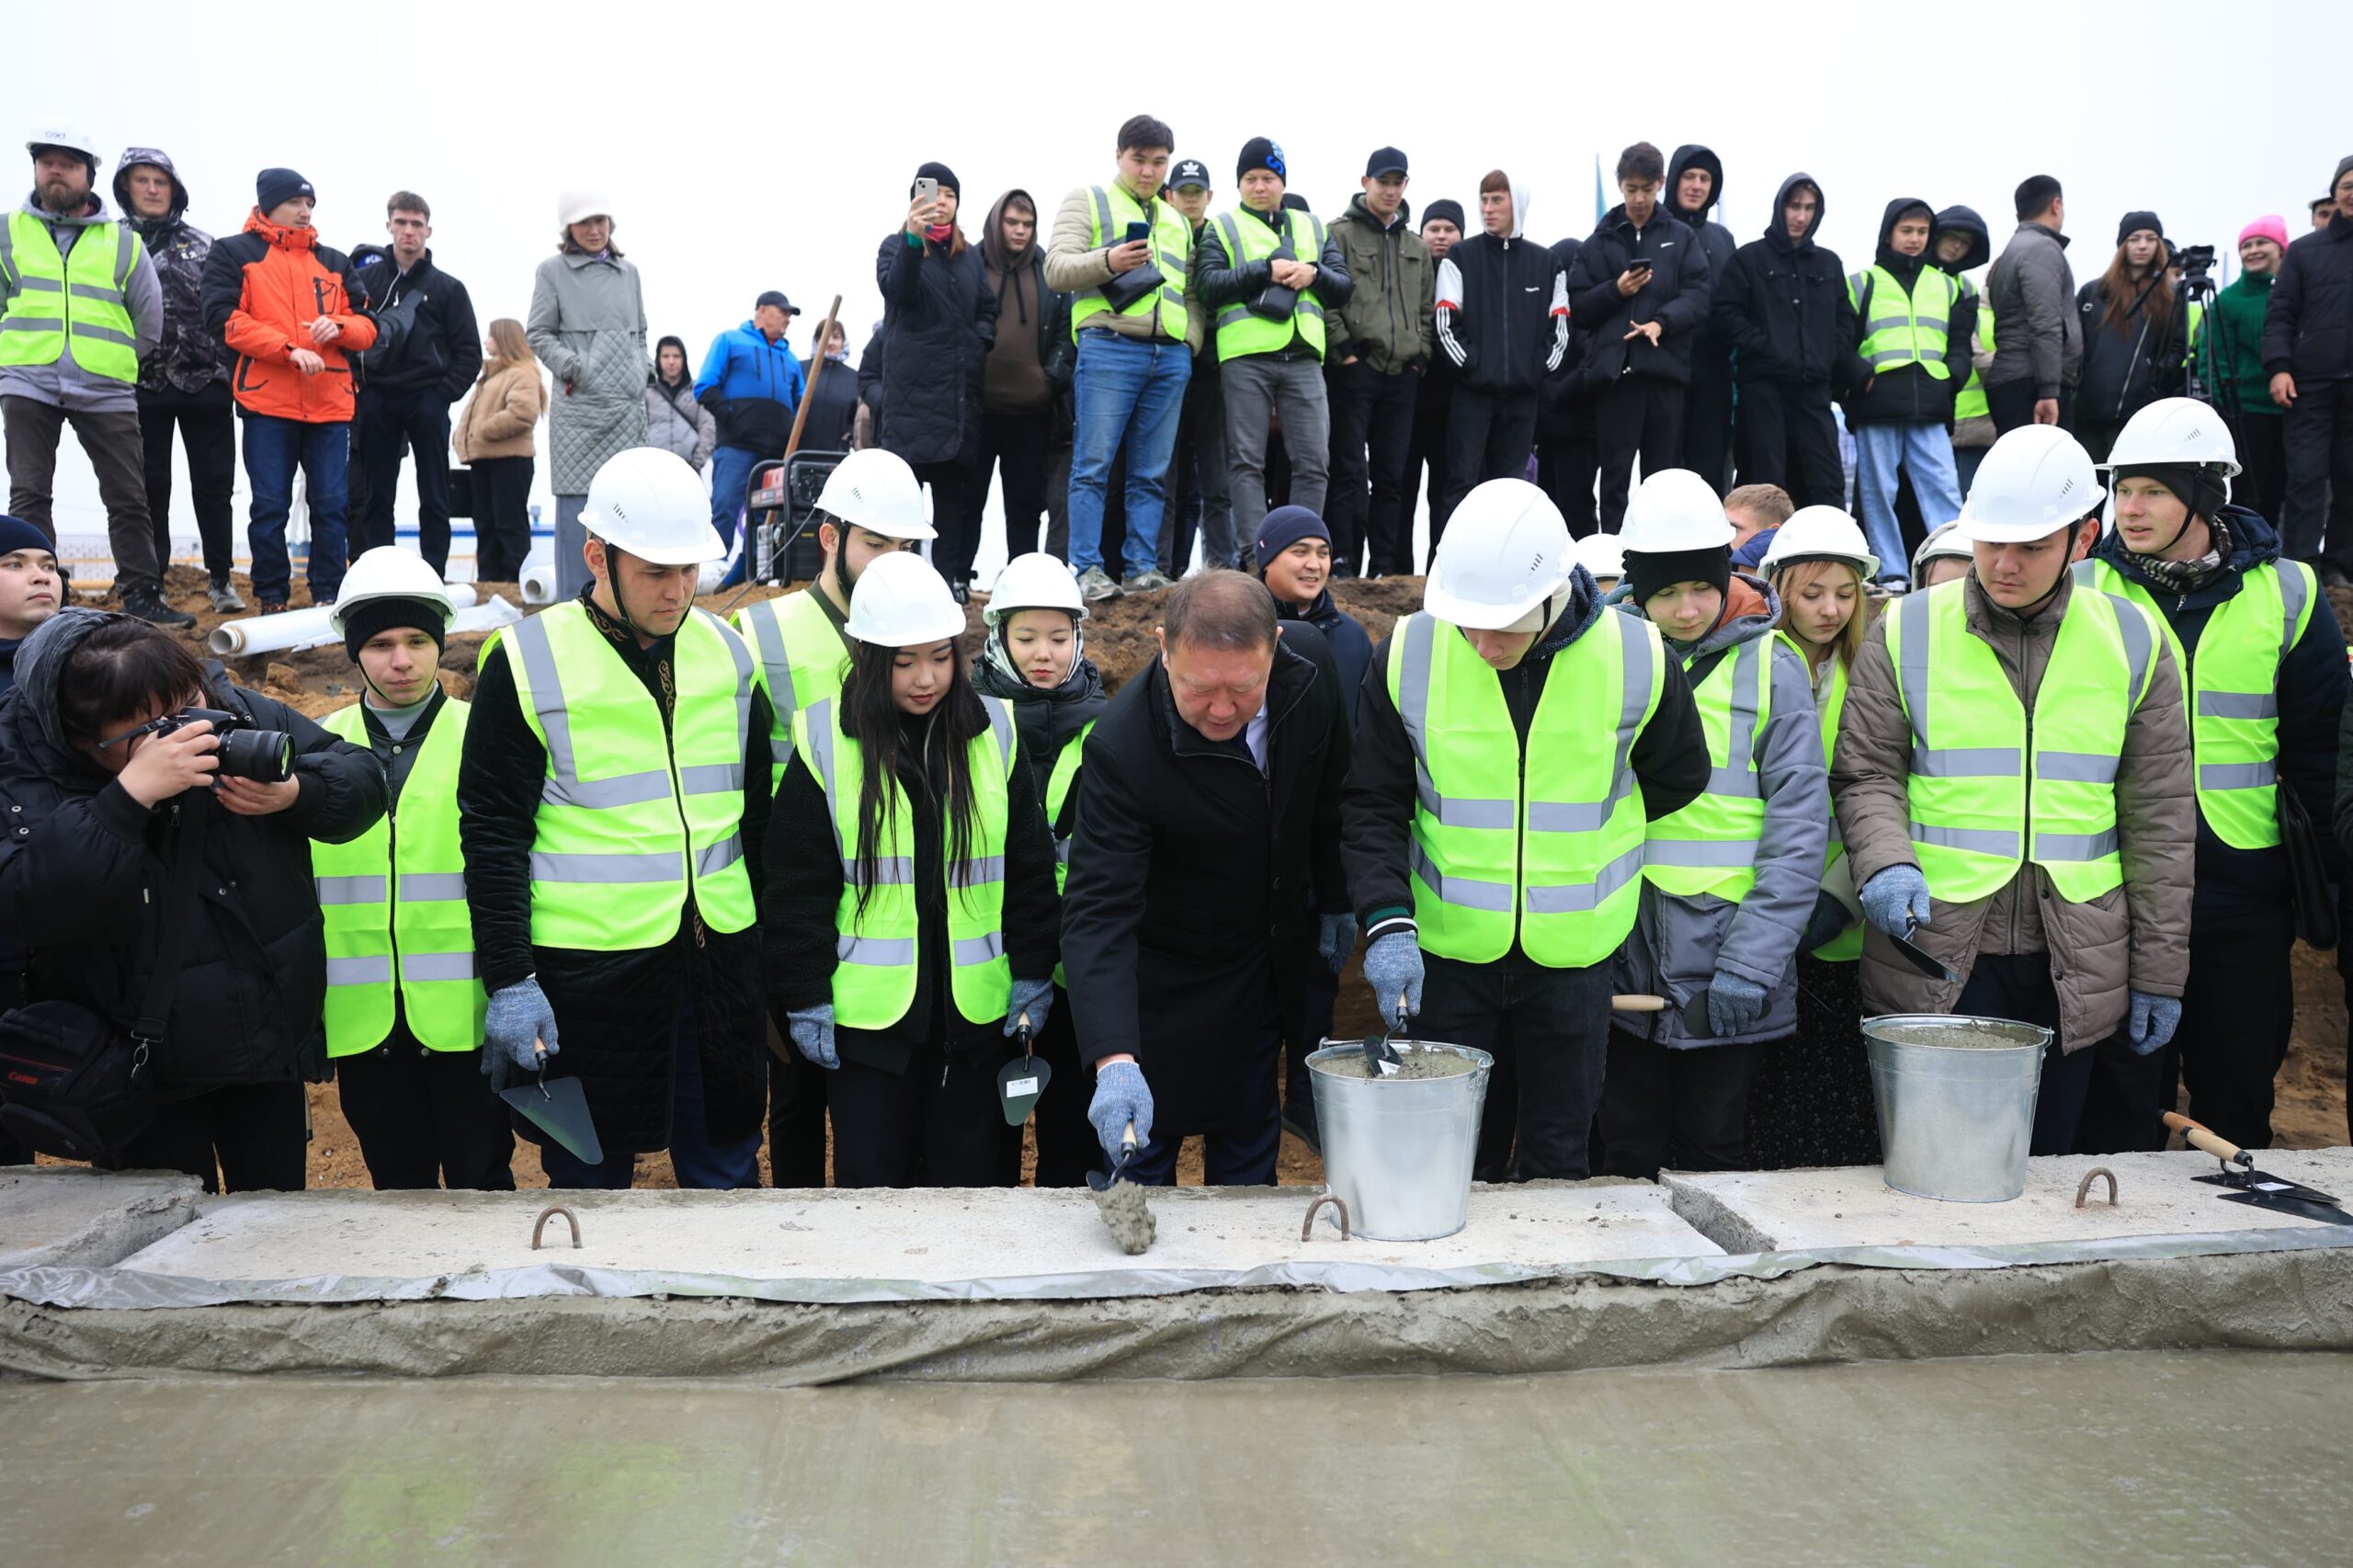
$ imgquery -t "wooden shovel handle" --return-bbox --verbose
[2163,1110,2246,1165]
[1610,994,1668,1013]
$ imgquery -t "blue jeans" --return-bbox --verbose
[1068,332,1190,576]
[1853,420,1962,580]
[540,1001,764,1189]
[242,413,349,605]
[709,445,760,588]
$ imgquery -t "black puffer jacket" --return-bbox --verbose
[111,148,224,396]
[2265,209,2353,382]
[874,230,998,467]
[1844,197,1976,426]
[1712,173,1856,386]
[1566,203,1711,387]
[349,244,482,403]
[2075,271,2188,429]
[0,610,386,1092]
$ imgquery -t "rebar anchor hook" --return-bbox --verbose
[2075,1167,2119,1209]
[532,1204,582,1250]
[1302,1193,1350,1241]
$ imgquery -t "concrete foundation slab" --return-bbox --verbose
[108,1180,1722,1294]
[1663,1149,2353,1254]
[0,1167,199,1271]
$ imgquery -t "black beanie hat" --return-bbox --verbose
[1237,137,1287,186]
[1623,546,1733,617]
[0,513,52,559]
[2115,462,2229,524]
[911,162,960,199]
[1256,505,1329,570]
[2115,209,2165,247]
[256,167,314,213]
[343,596,447,664]
[1423,199,1466,232]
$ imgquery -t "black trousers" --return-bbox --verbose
[1599,1034,1762,1179]
[1595,376,1686,531]
[335,1040,516,1190]
[355,386,455,574]
[1406,387,1452,565]
[914,460,981,586]
[1536,436,1599,540]
[470,454,534,584]
[1441,386,1539,516]
[1734,380,1843,506]
[138,381,237,581]
[118,1080,308,1194]
[2280,378,2353,581]
[1019,985,1098,1188]
[1953,951,2096,1155]
[1325,359,1419,575]
[1122,988,1283,1187]
[2162,903,2295,1152]
[1419,950,1610,1181]
[1680,355,1736,494]
[768,1038,829,1187]
[979,409,1053,562]
[828,1037,1012,1187]
[1987,379,2076,435]
[2223,412,2288,530]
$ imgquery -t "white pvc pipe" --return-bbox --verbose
[518,544,558,606]
[208,585,481,658]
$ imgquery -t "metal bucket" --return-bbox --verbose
[1306,1040,1493,1241]
[1864,1014,2052,1202]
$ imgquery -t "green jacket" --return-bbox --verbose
[1325,194,1436,375]
[2210,270,2279,419]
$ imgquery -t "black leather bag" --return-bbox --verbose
[2279,784,2339,950]
[1247,243,1301,321]
[1099,261,1166,314]
[0,803,207,1164]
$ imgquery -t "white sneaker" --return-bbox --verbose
[207,577,246,614]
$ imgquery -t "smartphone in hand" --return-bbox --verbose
[1126,221,1151,244]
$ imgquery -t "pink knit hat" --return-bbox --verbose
[2239,215,2290,250]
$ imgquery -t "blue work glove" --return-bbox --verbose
[481,976,558,1092]
[788,1004,838,1070]
[1316,913,1358,975]
[1706,971,1769,1039]
[2127,990,2182,1055]
[1005,976,1055,1037]
[1802,891,1852,953]
[1088,1059,1154,1165]
[1858,865,1933,938]
[1361,930,1426,1025]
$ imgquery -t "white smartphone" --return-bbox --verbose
[915,176,939,209]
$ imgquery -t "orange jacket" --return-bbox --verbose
[199,210,378,424]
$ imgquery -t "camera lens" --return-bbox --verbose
[215,727,293,783]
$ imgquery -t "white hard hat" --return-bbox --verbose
[1570,531,1626,582]
[580,448,726,566]
[1911,520,1973,574]
[556,187,611,227]
[984,551,1086,626]
[814,449,936,540]
[847,550,967,648]
[2098,396,2243,478]
[1957,426,2105,543]
[1423,479,1573,631]
[330,547,456,634]
[1619,469,1736,552]
[1760,506,1880,581]
[26,121,99,169]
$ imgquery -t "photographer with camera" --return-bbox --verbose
[0,610,386,1190]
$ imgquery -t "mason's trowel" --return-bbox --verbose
[2165,1111,2353,1225]
[500,1040,604,1165]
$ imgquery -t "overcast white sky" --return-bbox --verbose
[33,0,2353,584]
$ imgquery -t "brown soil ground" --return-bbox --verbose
[56,568,2348,1188]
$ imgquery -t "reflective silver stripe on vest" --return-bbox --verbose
[983,696,1015,775]
[697,836,744,878]
[69,322,135,347]
[851,856,917,884]
[401,951,476,983]
[953,932,1005,966]
[1394,615,1517,829]
[1410,839,1514,911]
[2200,761,2277,790]
[1911,744,2021,778]
[957,854,1007,884]
[2037,751,2120,783]
[2198,690,2277,719]
[2279,561,2311,665]
[548,770,675,809]
[807,697,847,861]
[529,851,679,884]
[8,277,61,292]
[1704,637,1766,799]
[114,222,137,288]
[1054,838,1073,868]
[1643,838,1759,869]
[315,874,387,905]
[699,608,757,762]
[1525,844,1646,914]
[1910,821,2021,858]
[838,934,915,966]
[680,762,745,796]
[2034,828,2120,861]
[399,872,469,902]
[746,600,796,720]
[67,281,124,303]
[2103,592,2154,704]
[1089,187,1115,239]
[326,955,392,986]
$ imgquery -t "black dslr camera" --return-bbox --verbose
[125,707,295,783]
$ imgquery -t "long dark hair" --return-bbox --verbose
[2096,243,2178,338]
[57,618,213,745]
[839,638,991,921]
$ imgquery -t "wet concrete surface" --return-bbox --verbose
[6,1349,2346,1565]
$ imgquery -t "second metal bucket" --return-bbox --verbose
[1305,1040,1493,1241]
[1864,1014,2051,1202]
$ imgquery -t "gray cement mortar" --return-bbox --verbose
[0,1168,200,1271]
